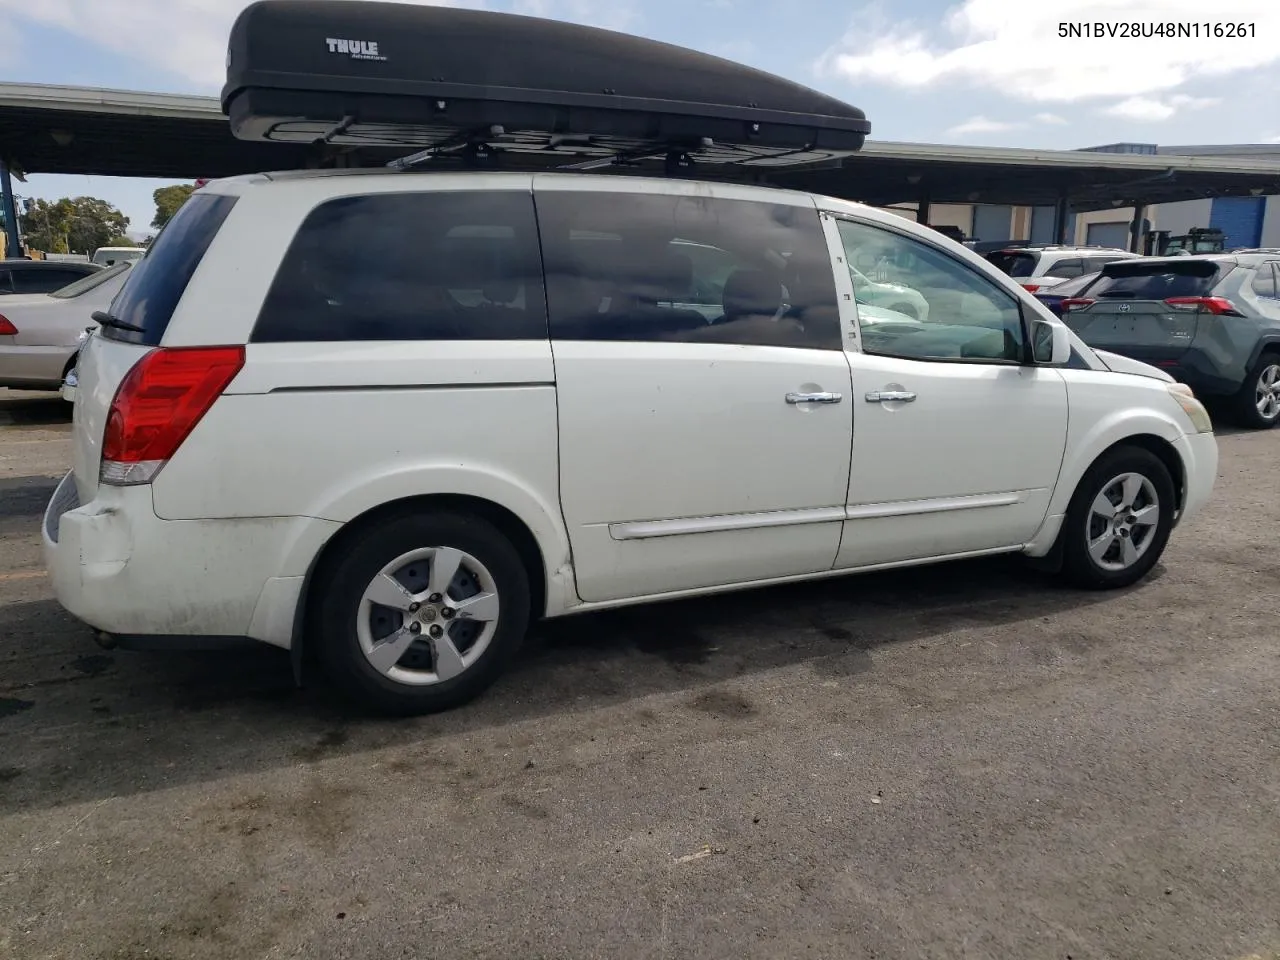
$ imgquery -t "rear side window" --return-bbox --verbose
[1088,260,1221,300]
[253,191,547,342]
[12,268,88,294]
[1046,257,1084,279]
[1251,263,1278,299]
[536,191,840,350]
[986,251,1038,278]
[101,194,236,344]
[1085,255,1129,271]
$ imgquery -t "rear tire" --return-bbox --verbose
[313,509,531,715]
[1232,352,1280,429]
[1059,446,1175,590]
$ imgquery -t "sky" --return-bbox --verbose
[3,0,1279,239]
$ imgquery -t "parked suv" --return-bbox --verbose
[986,245,1143,292]
[43,172,1218,713]
[1060,254,1280,428]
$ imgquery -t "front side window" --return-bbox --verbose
[253,191,547,342]
[536,191,840,350]
[837,219,1025,363]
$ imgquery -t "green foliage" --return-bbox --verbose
[152,184,196,230]
[20,196,131,255]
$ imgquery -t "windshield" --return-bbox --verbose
[1088,260,1222,300]
[986,251,1038,278]
[49,261,131,299]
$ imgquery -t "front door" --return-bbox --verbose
[535,179,854,602]
[830,215,1069,569]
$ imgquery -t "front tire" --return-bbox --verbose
[313,510,531,715]
[1060,446,1176,589]
[1232,353,1280,429]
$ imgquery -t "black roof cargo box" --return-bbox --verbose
[222,0,870,170]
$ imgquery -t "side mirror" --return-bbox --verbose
[1031,317,1071,365]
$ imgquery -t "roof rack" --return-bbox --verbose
[221,1,871,176]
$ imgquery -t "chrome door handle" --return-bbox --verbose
[865,390,917,403]
[786,391,843,404]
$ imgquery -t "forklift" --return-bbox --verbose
[1143,226,1226,257]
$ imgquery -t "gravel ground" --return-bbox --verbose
[1,387,1278,960]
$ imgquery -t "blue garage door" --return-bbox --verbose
[1209,197,1264,250]
[1086,221,1130,249]
[1029,205,1056,243]
[972,205,1014,244]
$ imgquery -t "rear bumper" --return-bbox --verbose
[42,472,339,649]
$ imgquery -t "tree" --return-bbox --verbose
[152,184,196,230]
[19,196,130,255]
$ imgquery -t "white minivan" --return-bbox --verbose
[43,171,1218,713]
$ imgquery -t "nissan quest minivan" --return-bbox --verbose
[43,171,1219,713]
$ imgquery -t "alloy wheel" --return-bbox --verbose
[356,546,500,685]
[1086,472,1161,572]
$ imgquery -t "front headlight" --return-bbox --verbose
[1167,382,1213,433]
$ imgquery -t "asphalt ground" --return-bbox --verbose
[1,387,1278,960]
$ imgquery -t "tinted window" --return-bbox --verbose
[536,191,840,350]
[51,261,131,299]
[1088,260,1221,300]
[1047,258,1084,279]
[11,268,90,294]
[837,219,1025,363]
[986,251,1038,278]
[102,194,236,344]
[1085,255,1129,271]
[253,192,546,342]
[1250,263,1278,299]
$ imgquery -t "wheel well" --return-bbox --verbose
[302,494,549,633]
[1103,434,1185,513]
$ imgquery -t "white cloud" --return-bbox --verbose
[819,0,1280,109]
[946,115,1022,136]
[1033,112,1068,125]
[0,0,637,90]
[1266,135,1280,144]
[1103,93,1220,122]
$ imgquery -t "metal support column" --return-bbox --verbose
[0,161,22,259]
[1128,203,1147,253]
[1051,192,1070,245]
[916,193,931,226]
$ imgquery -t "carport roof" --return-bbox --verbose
[3,81,1279,212]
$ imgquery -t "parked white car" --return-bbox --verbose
[0,262,133,392]
[986,245,1143,293]
[44,173,1218,714]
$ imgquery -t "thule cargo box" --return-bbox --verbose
[222,0,870,170]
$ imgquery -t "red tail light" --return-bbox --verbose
[1060,297,1095,312]
[0,314,17,336]
[100,346,245,486]
[1020,283,1041,293]
[1163,296,1241,316]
